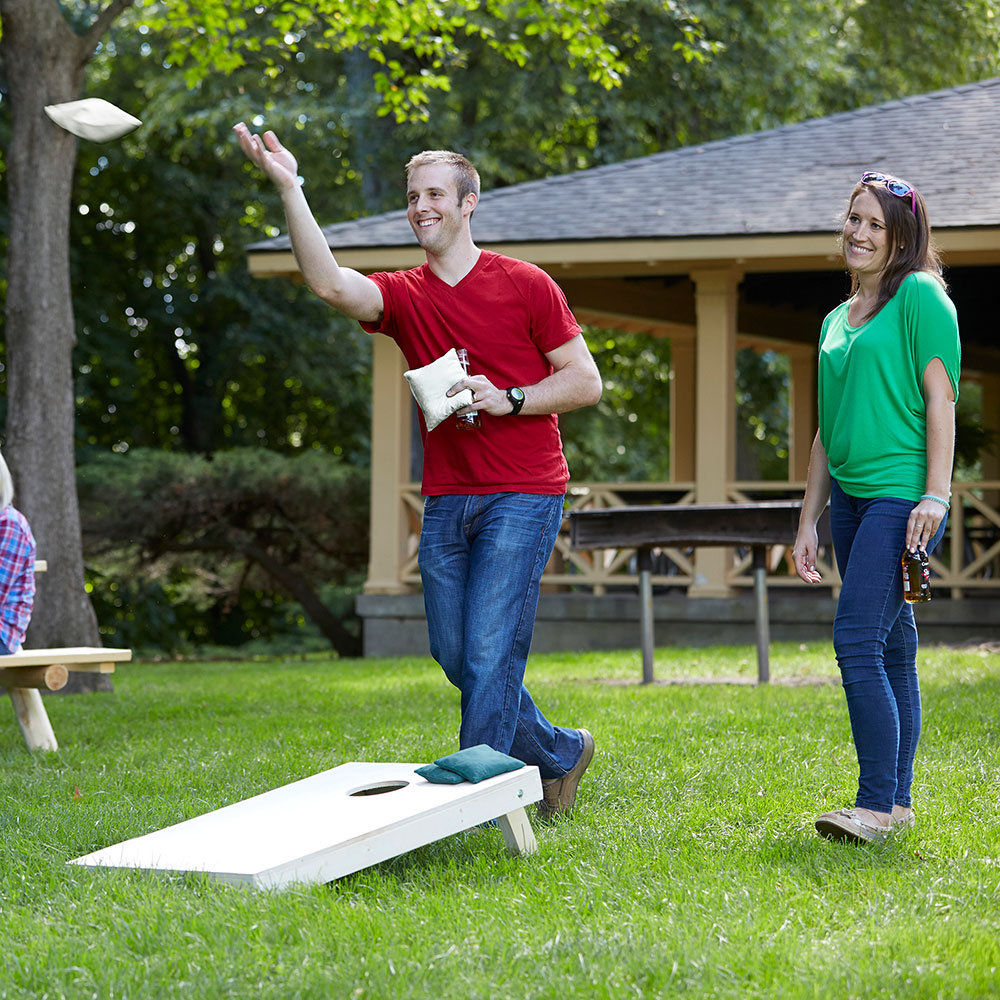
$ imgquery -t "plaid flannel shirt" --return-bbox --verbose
[0,505,36,654]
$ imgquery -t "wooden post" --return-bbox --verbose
[670,336,696,482]
[788,345,817,483]
[691,268,740,596]
[365,335,413,594]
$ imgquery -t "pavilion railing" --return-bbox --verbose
[398,480,1000,599]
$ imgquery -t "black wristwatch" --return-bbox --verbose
[505,387,526,416]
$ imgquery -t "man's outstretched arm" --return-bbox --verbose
[234,123,383,323]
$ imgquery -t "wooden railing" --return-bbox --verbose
[397,480,1000,598]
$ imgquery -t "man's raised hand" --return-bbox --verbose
[233,123,300,193]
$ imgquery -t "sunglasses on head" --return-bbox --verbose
[860,171,916,216]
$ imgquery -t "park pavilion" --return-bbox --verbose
[247,78,1000,655]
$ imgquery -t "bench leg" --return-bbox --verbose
[752,544,770,685]
[496,807,538,856]
[8,688,59,751]
[637,547,655,684]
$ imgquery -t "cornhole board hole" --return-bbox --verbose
[69,762,543,889]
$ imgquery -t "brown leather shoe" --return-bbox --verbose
[538,728,594,820]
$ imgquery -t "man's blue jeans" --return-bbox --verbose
[829,479,947,814]
[418,492,584,780]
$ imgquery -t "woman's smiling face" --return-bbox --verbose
[842,189,892,278]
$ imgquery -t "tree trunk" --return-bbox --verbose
[0,0,125,691]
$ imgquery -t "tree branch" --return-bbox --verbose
[80,0,136,60]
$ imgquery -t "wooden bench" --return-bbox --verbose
[1,647,132,751]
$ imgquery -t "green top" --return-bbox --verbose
[818,271,961,500]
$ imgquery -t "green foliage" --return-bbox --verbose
[0,644,999,997]
[561,329,673,481]
[71,29,374,460]
[676,0,1000,144]
[736,348,790,481]
[561,336,792,484]
[132,0,646,120]
[77,448,369,655]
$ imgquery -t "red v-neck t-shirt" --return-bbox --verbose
[361,250,581,495]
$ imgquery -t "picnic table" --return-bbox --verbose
[569,501,831,684]
[2,647,132,751]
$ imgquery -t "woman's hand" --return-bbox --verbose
[792,525,823,584]
[906,497,948,553]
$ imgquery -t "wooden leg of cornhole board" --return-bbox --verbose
[496,807,538,856]
[637,546,655,684]
[8,689,59,751]
[752,544,770,685]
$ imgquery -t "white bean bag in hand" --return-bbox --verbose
[44,99,142,142]
[403,349,475,432]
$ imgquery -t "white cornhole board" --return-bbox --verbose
[69,762,543,889]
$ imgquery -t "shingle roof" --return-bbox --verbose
[249,77,1000,253]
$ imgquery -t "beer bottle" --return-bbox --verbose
[454,348,481,430]
[901,547,932,604]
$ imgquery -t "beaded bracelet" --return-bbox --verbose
[920,494,951,510]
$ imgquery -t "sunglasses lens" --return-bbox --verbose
[861,172,886,184]
[886,180,911,198]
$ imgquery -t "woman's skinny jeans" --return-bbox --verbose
[829,478,946,814]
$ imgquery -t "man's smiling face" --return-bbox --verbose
[406,163,474,255]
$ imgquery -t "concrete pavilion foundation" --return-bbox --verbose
[356,592,1000,658]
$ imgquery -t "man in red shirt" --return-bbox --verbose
[235,125,602,817]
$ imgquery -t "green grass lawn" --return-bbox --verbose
[1,641,998,999]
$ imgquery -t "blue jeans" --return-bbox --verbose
[829,479,946,814]
[418,492,584,780]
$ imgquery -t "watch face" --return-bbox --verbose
[510,387,525,402]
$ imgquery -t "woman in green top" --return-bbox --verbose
[792,172,961,845]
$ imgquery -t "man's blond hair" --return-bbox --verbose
[405,150,480,205]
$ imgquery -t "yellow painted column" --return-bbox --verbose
[690,268,740,596]
[364,334,413,594]
[788,345,817,483]
[669,336,696,482]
